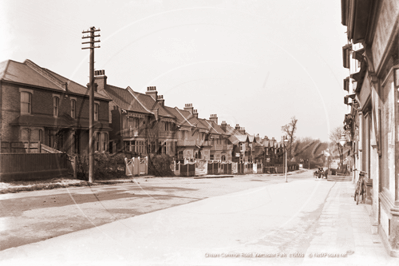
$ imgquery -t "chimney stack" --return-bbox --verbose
[94,70,107,93]
[193,109,198,118]
[221,121,227,132]
[184,103,194,114]
[240,127,246,134]
[235,124,240,131]
[209,114,218,125]
[157,95,165,106]
[146,86,158,100]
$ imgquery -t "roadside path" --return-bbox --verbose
[2,174,396,265]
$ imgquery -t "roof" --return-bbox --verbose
[44,68,110,100]
[223,124,236,135]
[164,106,191,127]
[0,60,61,90]
[171,108,194,128]
[129,89,175,119]
[105,85,152,114]
[0,59,109,100]
[229,134,249,145]
[187,116,208,131]
[247,135,256,143]
[203,120,225,135]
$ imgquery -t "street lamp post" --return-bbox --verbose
[283,136,289,183]
[337,133,346,174]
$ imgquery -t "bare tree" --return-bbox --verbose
[329,126,344,145]
[329,126,344,170]
[281,116,298,160]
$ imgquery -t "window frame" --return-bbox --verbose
[53,95,60,117]
[94,101,100,121]
[20,90,33,114]
[70,97,77,119]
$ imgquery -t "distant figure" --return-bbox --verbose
[322,168,328,179]
[318,168,324,179]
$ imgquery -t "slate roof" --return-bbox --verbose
[128,89,175,119]
[0,60,59,90]
[187,116,208,131]
[105,85,152,114]
[164,106,192,127]
[171,108,194,128]
[43,68,110,100]
[202,120,226,135]
[229,134,250,145]
[0,59,109,100]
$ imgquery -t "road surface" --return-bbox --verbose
[1,170,397,265]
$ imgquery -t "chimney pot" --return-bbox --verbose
[209,114,218,124]
[184,103,194,114]
[145,86,158,100]
[94,70,107,93]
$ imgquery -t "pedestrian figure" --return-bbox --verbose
[354,171,367,205]
[318,168,324,179]
[323,169,328,179]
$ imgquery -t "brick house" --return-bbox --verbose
[0,59,111,154]
[94,71,177,157]
[164,104,209,161]
[204,114,233,162]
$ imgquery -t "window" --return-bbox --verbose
[39,129,43,142]
[71,99,76,118]
[53,96,60,117]
[96,132,100,151]
[138,141,145,154]
[21,92,32,114]
[124,141,129,152]
[94,103,99,121]
[20,128,29,140]
[130,140,136,152]
[221,155,226,161]
[103,133,108,152]
[164,122,171,131]
[210,154,214,160]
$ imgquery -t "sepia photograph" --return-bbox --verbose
[0,0,399,265]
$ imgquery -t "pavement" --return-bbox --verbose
[1,172,398,266]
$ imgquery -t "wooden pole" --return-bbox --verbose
[82,26,100,183]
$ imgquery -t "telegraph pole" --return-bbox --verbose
[82,26,100,183]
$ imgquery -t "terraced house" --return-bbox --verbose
[0,59,111,155]
[95,71,178,157]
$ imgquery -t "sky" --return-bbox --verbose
[0,0,349,142]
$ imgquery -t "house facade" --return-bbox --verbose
[94,71,177,157]
[170,104,211,161]
[0,59,111,155]
[341,0,399,256]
